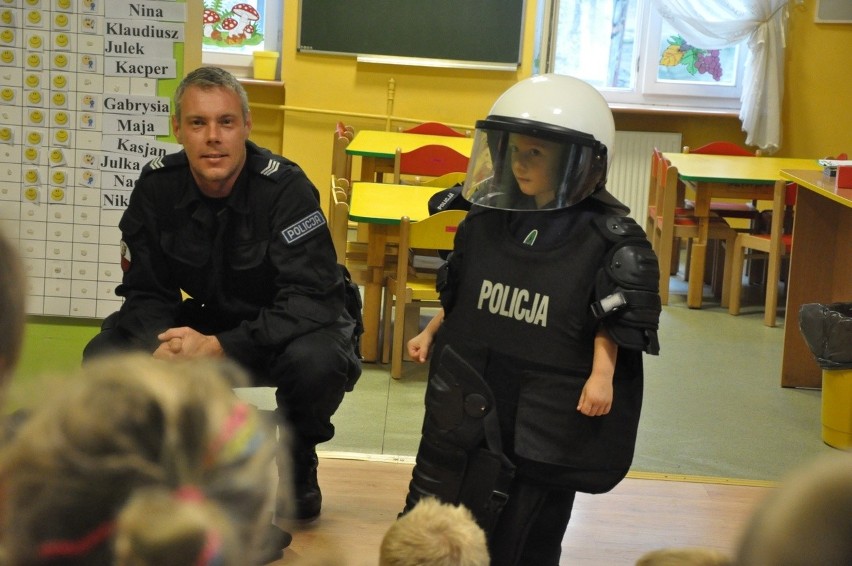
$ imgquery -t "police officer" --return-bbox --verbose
[401,74,661,565]
[82,67,361,562]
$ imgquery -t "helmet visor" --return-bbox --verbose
[461,117,607,211]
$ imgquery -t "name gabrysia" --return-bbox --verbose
[477,279,549,327]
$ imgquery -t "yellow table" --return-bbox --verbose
[346,130,474,182]
[663,153,820,310]
[779,169,852,388]
[349,182,441,362]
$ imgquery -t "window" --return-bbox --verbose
[543,0,746,112]
[201,0,282,75]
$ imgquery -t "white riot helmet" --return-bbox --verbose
[462,74,621,211]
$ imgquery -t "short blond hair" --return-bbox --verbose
[636,547,731,566]
[380,498,489,566]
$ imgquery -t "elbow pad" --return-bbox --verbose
[590,216,661,355]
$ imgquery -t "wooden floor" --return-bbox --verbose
[270,457,774,566]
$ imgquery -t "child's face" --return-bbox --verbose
[509,134,561,208]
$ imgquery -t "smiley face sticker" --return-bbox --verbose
[24,147,39,162]
[52,74,67,89]
[27,34,43,50]
[26,10,42,26]
[53,53,68,68]
[54,13,69,28]
[0,87,15,103]
[49,149,65,165]
[26,130,42,145]
[25,73,40,88]
[0,10,14,27]
[25,53,41,69]
[54,129,69,145]
[0,29,14,44]
[53,111,69,126]
[27,90,42,105]
[0,50,15,65]
[50,188,65,202]
[28,109,44,125]
[54,33,69,49]
[24,169,39,184]
[0,127,12,143]
[23,187,39,202]
[52,92,67,107]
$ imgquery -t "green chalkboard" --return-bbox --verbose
[298,0,524,69]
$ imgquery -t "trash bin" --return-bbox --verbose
[799,302,852,449]
[821,369,852,449]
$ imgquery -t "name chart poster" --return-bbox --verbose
[0,0,188,318]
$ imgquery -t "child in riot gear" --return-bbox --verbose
[401,74,662,566]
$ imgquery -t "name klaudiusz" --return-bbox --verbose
[477,279,549,327]
[281,211,326,244]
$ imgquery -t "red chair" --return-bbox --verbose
[399,121,467,137]
[728,182,798,327]
[393,144,470,184]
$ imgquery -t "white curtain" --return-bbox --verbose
[650,0,796,153]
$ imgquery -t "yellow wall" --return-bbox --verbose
[263,0,850,201]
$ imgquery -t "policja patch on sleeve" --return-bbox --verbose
[280,210,327,245]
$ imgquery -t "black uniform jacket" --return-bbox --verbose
[113,141,345,367]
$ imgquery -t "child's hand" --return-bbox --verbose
[577,374,613,417]
[407,331,433,363]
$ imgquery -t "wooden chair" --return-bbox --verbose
[399,121,468,137]
[392,144,470,185]
[381,210,467,379]
[331,122,355,183]
[651,157,737,306]
[328,175,398,287]
[728,181,797,327]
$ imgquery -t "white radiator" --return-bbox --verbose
[609,131,682,223]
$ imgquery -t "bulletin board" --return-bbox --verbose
[298,0,525,70]
[0,0,200,319]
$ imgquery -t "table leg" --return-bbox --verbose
[763,180,785,327]
[686,185,711,308]
[359,224,390,362]
[360,157,377,182]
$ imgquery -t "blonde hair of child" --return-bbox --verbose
[0,354,281,566]
[380,498,489,566]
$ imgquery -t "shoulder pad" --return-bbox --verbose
[594,215,648,243]
[138,151,187,180]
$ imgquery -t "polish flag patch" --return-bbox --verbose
[120,240,132,272]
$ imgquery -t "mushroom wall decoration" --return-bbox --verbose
[202,9,220,37]
[231,3,260,30]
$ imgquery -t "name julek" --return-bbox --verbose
[105,40,145,55]
[477,279,549,327]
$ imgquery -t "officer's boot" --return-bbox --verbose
[280,441,321,522]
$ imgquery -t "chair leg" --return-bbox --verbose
[656,229,674,306]
[764,253,782,328]
[719,235,735,309]
[381,280,394,365]
[390,293,409,380]
[728,236,747,316]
